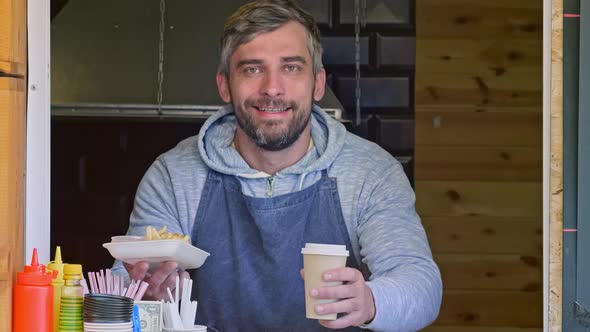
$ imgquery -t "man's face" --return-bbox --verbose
[217,21,326,151]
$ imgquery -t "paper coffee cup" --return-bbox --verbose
[301,243,349,320]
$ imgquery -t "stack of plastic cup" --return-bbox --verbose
[83,293,133,331]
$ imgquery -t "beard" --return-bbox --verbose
[233,95,313,151]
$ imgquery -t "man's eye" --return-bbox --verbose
[245,67,260,74]
[285,65,299,72]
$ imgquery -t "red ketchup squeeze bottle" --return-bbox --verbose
[13,248,56,332]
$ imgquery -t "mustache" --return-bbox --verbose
[244,98,297,110]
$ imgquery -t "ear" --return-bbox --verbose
[313,68,326,102]
[216,71,232,103]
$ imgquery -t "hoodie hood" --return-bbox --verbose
[198,104,347,177]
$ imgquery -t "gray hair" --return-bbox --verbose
[219,0,323,76]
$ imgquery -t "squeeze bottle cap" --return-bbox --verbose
[17,248,54,285]
[47,246,65,282]
[63,264,83,278]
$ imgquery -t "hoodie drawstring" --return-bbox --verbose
[298,173,307,191]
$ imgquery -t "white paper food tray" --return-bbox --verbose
[103,240,210,270]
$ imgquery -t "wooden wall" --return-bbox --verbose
[415,0,543,330]
[0,0,27,330]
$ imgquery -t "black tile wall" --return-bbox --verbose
[376,116,414,153]
[322,36,370,66]
[346,115,413,153]
[339,0,411,25]
[299,0,416,183]
[336,76,410,108]
[298,0,332,26]
[377,35,415,66]
[345,115,376,142]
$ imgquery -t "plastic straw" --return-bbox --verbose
[106,269,111,295]
[112,275,118,295]
[129,280,138,298]
[81,279,89,295]
[128,281,137,298]
[99,270,105,293]
[94,273,99,293]
[187,279,195,327]
[94,273,100,293]
[98,274,105,294]
[175,276,180,311]
[120,276,124,296]
[89,272,93,292]
[180,278,189,327]
[88,272,96,293]
[134,282,149,301]
[189,301,197,328]
[166,287,175,304]
[100,274,106,294]
[130,280,142,299]
[124,281,131,297]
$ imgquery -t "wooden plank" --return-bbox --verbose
[416,69,541,92]
[0,77,26,332]
[435,254,542,291]
[415,181,542,218]
[435,290,542,327]
[0,281,8,332]
[0,0,27,75]
[419,0,542,10]
[415,146,542,181]
[415,111,542,147]
[415,73,542,108]
[416,105,540,113]
[416,39,541,79]
[0,247,7,281]
[423,217,542,255]
[424,326,542,332]
[0,0,10,63]
[417,0,542,38]
[415,86,541,109]
[0,60,25,77]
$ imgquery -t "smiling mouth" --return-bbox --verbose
[254,106,291,113]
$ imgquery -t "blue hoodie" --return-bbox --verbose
[115,104,442,331]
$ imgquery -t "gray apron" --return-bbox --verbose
[191,170,363,332]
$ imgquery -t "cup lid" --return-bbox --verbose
[301,243,349,256]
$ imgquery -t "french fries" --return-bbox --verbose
[145,225,189,243]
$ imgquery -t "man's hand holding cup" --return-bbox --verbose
[309,267,376,329]
[301,243,375,329]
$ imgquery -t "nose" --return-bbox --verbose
[260,70,284,97]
